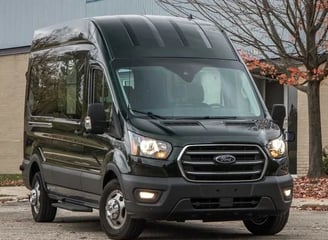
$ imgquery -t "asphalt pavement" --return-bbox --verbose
[1,201,328,240]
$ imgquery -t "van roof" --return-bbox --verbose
[31,15,237,60]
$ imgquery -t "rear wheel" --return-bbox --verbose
[243,211,289,235]
[100,179,145,240]
[30,172,57,222]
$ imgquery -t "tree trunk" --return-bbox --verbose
[307,80,324,178]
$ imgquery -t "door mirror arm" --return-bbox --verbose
[85,103,107,134]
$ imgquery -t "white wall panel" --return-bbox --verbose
[0,0,167,49]
[85,0,167,16]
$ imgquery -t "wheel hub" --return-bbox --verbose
[251,215,269,225]
[106,199,120,220]
[30,188,38,206]
[30,181,41,213]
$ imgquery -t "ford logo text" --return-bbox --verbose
[214,154,236,165]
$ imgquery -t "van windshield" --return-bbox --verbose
[114,59,263,119]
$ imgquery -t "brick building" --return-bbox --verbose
[297,81,328,175]
[0,53,27,173]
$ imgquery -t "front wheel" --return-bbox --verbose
[243,211,289,235]
[30,172,57,222]
[100,179,145,240]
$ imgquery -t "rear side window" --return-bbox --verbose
[28,52,86,119]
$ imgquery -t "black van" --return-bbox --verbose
[21,15,292,239]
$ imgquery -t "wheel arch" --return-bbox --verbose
[29,161,40,187]
[101,148,130,192]
[28,148,47,189]
[102,169,118,189]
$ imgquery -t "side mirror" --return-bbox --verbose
[271,104,286,130]
[85,103,107,134]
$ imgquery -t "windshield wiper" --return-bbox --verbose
[193,116,238,120]
[130,109,166,120]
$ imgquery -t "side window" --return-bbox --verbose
[28,53,85,119]
[89,67,113,121]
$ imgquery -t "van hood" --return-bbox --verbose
[127,118,281,147]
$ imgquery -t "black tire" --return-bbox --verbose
[243,211,289,235]
[100,179,145,240]
[30,172,57,222]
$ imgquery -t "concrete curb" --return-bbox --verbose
[0,186,29,203]
[291,198,328,210]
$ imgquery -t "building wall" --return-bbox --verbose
[0,53,28,173]
[0,0,166,50]
[297,78,328,175]
[0,0,85,49]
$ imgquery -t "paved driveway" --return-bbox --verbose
[0,201,328,240]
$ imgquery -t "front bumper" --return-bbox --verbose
[122,174,293,221]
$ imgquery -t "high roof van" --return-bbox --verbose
[21,15,292,239]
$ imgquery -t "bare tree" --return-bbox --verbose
[157,0,328,178]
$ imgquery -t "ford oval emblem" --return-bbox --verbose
[214,155,236,165]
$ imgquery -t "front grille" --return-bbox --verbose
[177,144,267,182]
[191,197,261,209]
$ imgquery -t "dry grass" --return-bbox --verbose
[0,174,24,187]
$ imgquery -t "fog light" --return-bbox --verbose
[283,188,292,199]
[139,191,155,199]
[135,189,160,203]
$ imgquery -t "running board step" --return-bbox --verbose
[52,202,93,212]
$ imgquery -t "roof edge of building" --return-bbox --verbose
[0,46,30,56]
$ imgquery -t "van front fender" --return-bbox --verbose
[103,148,131,174]
[101,148,131,192]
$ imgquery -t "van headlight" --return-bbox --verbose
[267,136,286,159]
[129,132,172,159]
